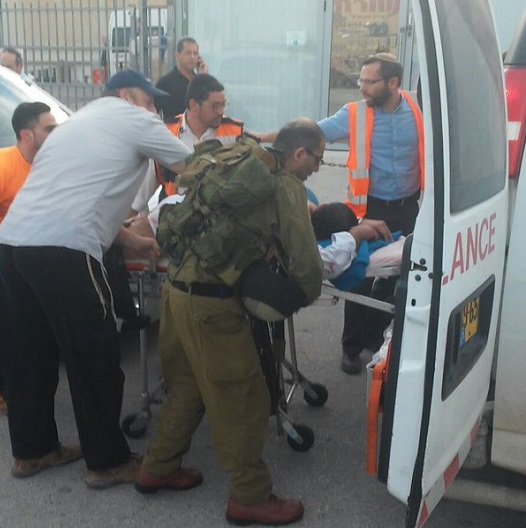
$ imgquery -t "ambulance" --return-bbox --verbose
[365,0,526,525]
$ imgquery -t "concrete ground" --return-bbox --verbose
[1,152,525,527]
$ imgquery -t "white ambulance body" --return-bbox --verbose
[369,0,526,525]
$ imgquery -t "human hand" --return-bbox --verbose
[350,220,392,245]
[126,233,161,260]
[359,219,392,241]
[307,200,318,215]
[127,214,156,239]
[196,55,208,74]
[116,227,161,261]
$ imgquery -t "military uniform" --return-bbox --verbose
[142,166,322,504]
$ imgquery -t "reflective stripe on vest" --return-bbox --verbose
[345,90,424,218]
[166,115,244,143]
[156,116,244,196]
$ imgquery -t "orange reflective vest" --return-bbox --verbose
[156,115,244,196]
[345,90,425,218]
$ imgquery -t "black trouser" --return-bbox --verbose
[0,245,130,470]
[0,278,6,395]
[341,192,419,359]
[103,244,137,320]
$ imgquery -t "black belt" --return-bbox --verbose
[368,190,420,207]
[171,280,234,299]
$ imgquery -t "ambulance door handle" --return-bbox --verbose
[410,259,427,272]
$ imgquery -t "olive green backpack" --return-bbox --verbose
[157,135,279,286]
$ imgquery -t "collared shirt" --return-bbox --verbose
[318,97,420,201]
[176,113,222,149]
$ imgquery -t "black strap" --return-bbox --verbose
[171,280,234,299]
[368,190,420,207]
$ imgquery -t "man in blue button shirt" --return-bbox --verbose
[318,52,424,374]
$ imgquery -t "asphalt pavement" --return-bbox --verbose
[1,151,525,527]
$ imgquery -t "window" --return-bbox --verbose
[329,0,400,116]
[436,0,506,212]
[187,0,321,131]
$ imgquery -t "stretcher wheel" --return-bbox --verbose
[121,413,148,439]
[303,383,328,407]
[286,424,315,452]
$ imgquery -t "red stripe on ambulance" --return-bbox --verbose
[416,415,481,527]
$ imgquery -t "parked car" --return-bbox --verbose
[0,65,70,148]
[504,10,526,182]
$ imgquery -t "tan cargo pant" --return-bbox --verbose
[142,282,273,504]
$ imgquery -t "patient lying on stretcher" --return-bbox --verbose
[126,197,404,286]
[311,202,405,288]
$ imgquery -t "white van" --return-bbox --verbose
[107,8,168,77]
[363,0,526,525]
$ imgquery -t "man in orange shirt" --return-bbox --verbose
[0,101,57,413]
[0,102,57,220]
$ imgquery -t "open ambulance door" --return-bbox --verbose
[377,1,508,526]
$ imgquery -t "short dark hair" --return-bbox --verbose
[272,118,324,165]
[185,73,224,107]
[12,102,51,139]
[1,46,23,65]
[311,202,358,241]
[362,52,403,87]
[176,37,198,54]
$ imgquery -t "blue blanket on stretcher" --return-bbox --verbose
[319,231,402,291]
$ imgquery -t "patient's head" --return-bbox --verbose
[311,202,358,241]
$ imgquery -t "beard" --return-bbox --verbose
[367,86,391,108]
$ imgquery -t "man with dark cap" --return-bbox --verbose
[0,70,191,488]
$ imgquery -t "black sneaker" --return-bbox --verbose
[340,352,362,375]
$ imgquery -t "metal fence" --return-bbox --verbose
[0,1,172,109]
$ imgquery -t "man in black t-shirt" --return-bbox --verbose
[155,36,207,120]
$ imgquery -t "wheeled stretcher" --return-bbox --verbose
[120,257,329,449]
[250,316,328,452]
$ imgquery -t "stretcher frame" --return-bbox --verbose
[250,315,328,452]
[320,265,400,315]
[121,258,330,447]
[120,259,400,442]
[120,259,168,439]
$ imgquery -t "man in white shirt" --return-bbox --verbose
[131,73,243,214]
[0,70,191,489]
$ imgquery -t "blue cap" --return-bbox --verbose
[105,69,169,99]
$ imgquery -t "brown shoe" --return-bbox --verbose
[135,467,203,494]
[226,494,304,526]
[11,443,83,478]
[86,452,143,489]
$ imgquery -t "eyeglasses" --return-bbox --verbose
[305,148,324,165]
[356,78,385,87]
[200,100,228,112]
